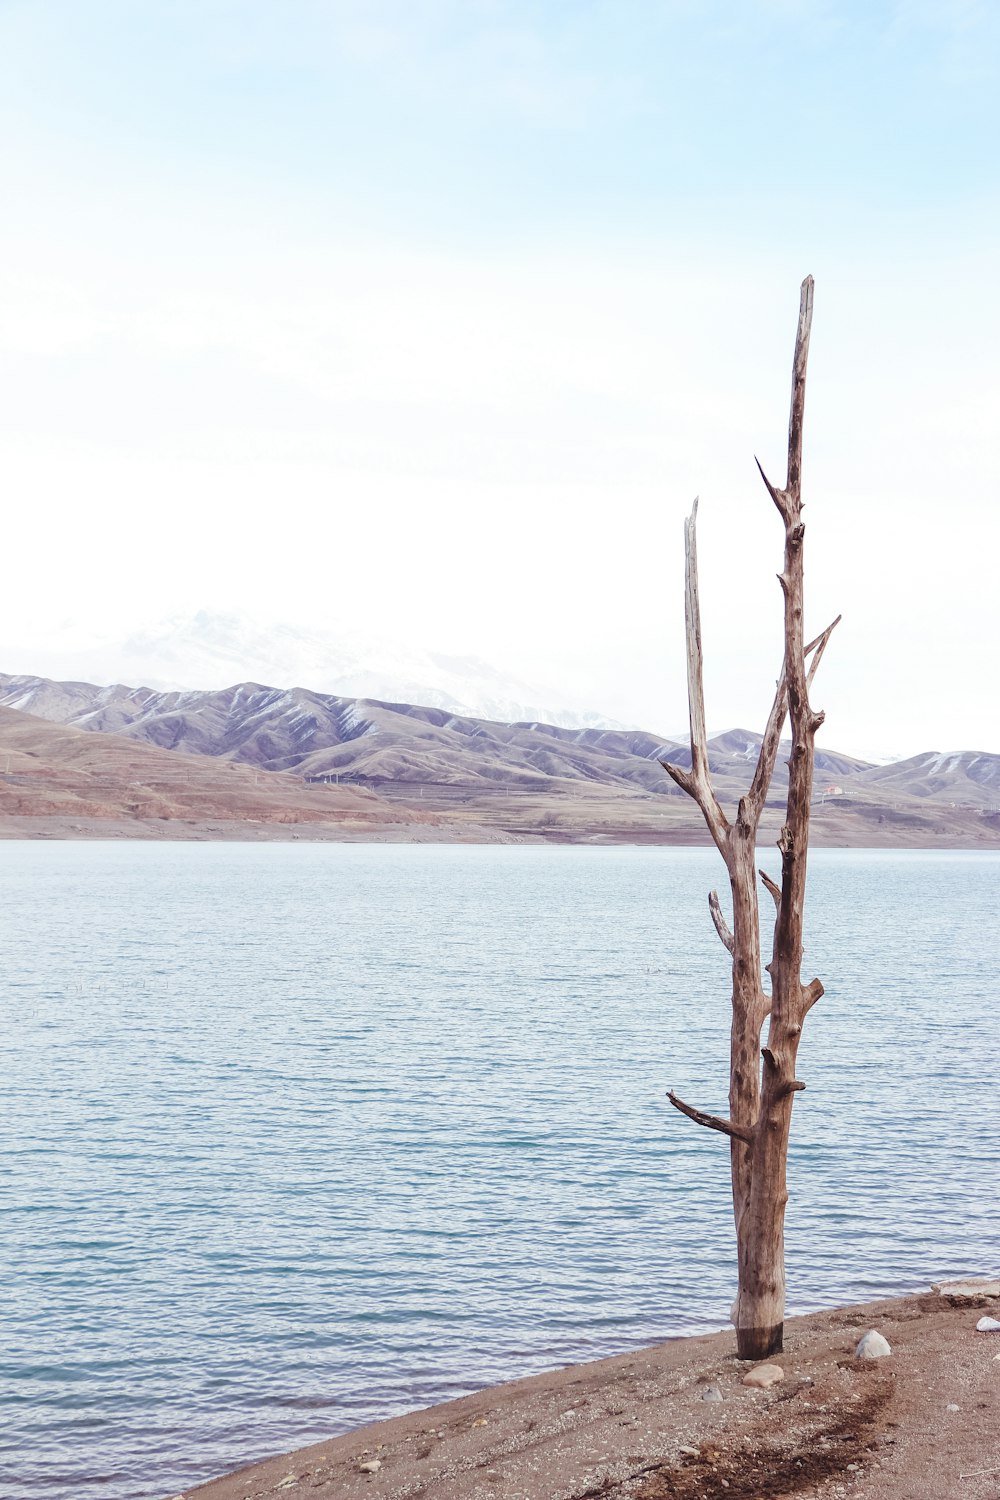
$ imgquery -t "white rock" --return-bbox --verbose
[946,1403,960,1412]
[742,1363,784,1388]
[358,1459,382,1474]
[934,1277,1000,1299]
[855,1330,891,1359]
[976,1316,1000,1332]
[701,1385,724,1401]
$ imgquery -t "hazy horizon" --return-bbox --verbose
[0,604,989,765]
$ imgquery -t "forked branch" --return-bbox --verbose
[744,615,842,823]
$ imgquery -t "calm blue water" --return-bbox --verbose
[1,843,998,1500]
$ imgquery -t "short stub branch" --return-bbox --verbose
[802,978,824,1011]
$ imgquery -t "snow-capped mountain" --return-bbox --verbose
[17,611,622,731]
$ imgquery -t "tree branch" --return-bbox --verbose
[742,615,841,827]
[802,978,824,1012]
[759,869,781,909]
[660,759,696,799]
[744,673,787,823]
[708,889,735,953]
[753,277,813,524]
[755,456,786,518]
[663,498,732,855]
[786,276,814,503]
[666,1090,754,1145]
[661,758,730,854]
[683,498,709,784]
[806,615,842,691]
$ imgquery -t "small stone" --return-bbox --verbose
[855,1330,891,1359]
[742,1363,784,1388]
[701,1385,724,1401]
[357,1459,382,1474]
[976,1316,1000,1332]
[678,1445,701,1457]
[277,1479,297,1491]
[946,1403,960,1412]
[471,1418,488,1427]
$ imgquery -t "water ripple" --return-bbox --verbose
[1,844,998,1500]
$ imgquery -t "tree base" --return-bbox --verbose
[736,1322,784,1360]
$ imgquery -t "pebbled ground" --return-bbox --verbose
[175,1292,1000,1500]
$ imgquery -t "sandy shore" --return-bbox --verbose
[176,1288,1000,1500]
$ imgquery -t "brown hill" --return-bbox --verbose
[1,674,999,846]
[0,672,873,798]
[0,705,443,840]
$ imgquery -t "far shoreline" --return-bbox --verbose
[3,814,1000,851]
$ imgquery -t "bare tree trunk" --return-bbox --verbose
[662,277,839,1359]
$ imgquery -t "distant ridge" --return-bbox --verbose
[2,672,999,843]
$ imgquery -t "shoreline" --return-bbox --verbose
[177,1288,1000,1500]
[3,814,1000,850]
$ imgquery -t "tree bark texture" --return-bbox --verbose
[662,277,839,1360]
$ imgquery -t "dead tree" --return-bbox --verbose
[662,276,839,1360]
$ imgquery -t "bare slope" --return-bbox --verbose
[0,705,440,838]
[0,672,870,797]
[0,673,676,786]
[2,674,999,845]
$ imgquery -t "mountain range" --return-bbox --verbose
[2,669,998,847]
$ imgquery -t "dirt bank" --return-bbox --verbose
[176,1289,1000,1500]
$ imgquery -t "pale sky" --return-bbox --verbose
[1,1,998,759]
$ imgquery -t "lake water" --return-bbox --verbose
[2,843,998,1500]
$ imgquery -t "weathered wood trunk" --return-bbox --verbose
[663,277,838,1360]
